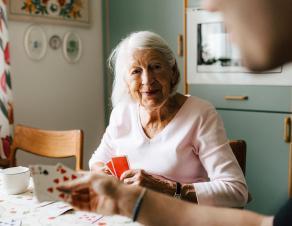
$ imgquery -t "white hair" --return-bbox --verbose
[108,31,180,108]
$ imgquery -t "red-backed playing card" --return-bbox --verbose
[111,156,130,179]
[106,160,116,176]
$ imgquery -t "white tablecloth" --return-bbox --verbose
[0,178,142,226]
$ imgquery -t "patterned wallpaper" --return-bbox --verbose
[0,0,13,159]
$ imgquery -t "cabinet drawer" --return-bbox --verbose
[188,85,292,112]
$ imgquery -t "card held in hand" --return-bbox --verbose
[30,163,81,202]
[111,156,130,179]
[106,160,116,177]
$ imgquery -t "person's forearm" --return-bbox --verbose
[148,176,197,203]
[117,185,272,226]
[181,184,197,203]
[159,182,197,203]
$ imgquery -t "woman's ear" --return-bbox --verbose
[171,62,179,88]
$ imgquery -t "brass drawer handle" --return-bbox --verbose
[284,117,291,143]
[177,34,183,57]
[224,96,248,100]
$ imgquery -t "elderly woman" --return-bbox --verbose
[89,31,248,207]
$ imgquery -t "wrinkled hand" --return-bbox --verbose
[57,173,122,215]
[91,162,112,176]
[120,169,175,194]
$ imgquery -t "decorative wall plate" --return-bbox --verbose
[63,32,82,64]
[24,25,47,61]
[47,0,61,16]
[49,35,62,50]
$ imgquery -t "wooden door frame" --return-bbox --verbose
[183,0,189,94]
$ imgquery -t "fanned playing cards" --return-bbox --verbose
[29,163,81,202]
[106,155,130,179]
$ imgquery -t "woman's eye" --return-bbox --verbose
[152,64,162,71]
[131,69,141,75]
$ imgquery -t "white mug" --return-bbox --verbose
[0,166,30,195]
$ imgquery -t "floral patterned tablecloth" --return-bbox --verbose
[0,178,142,226]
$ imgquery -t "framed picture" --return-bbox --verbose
[8,0,90,27]
[63,32,82,63]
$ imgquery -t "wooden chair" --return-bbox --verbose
[10,124,83,170]
[229,139,253,204]
[229,140,246,175]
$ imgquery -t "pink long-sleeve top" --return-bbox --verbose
[89,96,248,207]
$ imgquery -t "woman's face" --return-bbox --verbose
[126,49,175,110]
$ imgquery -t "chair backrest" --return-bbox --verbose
[229,139,252,205]
[10,124,83,170]
[229,140,246,175]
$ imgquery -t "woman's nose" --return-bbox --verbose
[141,70,154,85]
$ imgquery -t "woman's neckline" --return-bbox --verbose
[136,95,190,141]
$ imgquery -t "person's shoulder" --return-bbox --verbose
[180,95,219,124]
[185,95,215,112]
[110,100,136,121]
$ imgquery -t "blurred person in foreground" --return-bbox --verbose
[58,0,292,225]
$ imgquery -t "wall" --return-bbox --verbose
[9,0,104,169]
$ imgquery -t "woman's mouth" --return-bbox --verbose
[141,90,159,96]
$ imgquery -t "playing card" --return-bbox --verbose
[30,164,80,202]
[76,212,103,224]
[111,156,130,179]
[38,201,73,218]
[30,164,67,202]
[35,201,55,208]
[0,218,21,226]
[55,163,80,181]
[106,160,116,176]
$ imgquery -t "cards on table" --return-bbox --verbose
[29,163,81,203]
[38,201,73,218]
[0,218,21,226]
[105,156,130,179]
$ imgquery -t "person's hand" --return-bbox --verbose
[120,169,175,195]
[201,0,220,12]
[57,173,122,215]
[91,162,112,176]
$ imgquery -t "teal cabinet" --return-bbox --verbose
[219,110,290,214]
[105,0,184,95]
[190,84,292,214]
[108,0,183,65]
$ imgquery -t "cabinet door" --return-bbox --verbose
[219,110,290,214]
[108,0,183,89]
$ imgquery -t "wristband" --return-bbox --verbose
[132,188,147,222]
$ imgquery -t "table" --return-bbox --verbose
[0,178,142,226]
